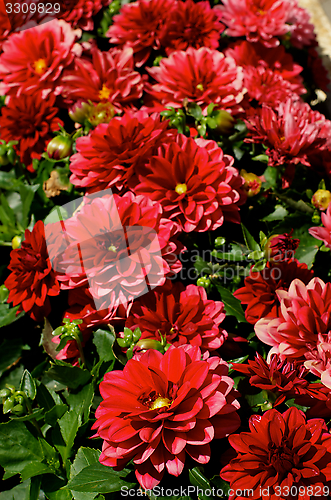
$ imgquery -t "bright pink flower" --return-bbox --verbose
[126,282,227,353]
[59,0,111,30]
[0,19,82,98]
[69,110,176,193]
[0,92,63,170]
[144,47,245,114]
[255,278,331,389]
[50,192,184,312]
[309,203,331,248]
[285,0,316,49]
[92,345,241,488]
[215,0,291,48]
[134,134,246,232]
[233,259,314,325]
[159,0,224,55]
[264,232,300,263]
[220,407,331,500]
[5,221,60,322]
[62,47,144,112]
[106,0,174,67]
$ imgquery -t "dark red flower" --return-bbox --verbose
[69,110,176,193]
[144,46,245,114]
[126,282,227,353]
[233,259,314,324]
[106,0,174,67]
[159,0,224,55]
[62,47,144,112]
[220,407,331,500]
[47,191,184,312]
[0,19,81,98]
[92,345,241,488]
[232,353,326,406]
[0,92,63,170]
[134,134,246,232]
[59,0,111,30]
[5,220,60,322]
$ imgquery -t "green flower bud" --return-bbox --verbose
[6,148,16,165]
[47,136,73,160]
[133,339,164,353]
[0,388,11,399]
[11,404,24,415]
[3,396,15,413]
[213,110,236,135]
[214,237,225,248]
[132,328,142,343]
[69,101,92,124]
[196,277,211,289]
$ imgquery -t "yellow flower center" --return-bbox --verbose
[149,396,171,411]
[107,244,117,253]
[98,84,112,100]
[196,83,204,91]
[175,183,188,195]
[33,58,47,75]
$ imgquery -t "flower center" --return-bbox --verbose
[98,84,112,100]
[107,244,117,253]
[268,440,299,477]
[33,58,47,75]
[149,396,171,411]
[196,83,204,91]
[175,183,188,195]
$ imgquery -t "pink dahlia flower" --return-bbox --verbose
[92,345,241,488]
[5,221,60,322]
[215,0,292,48]
[285,0,316,49]
[126,282,227,353]
[159,0,224,54]
[62,47,144,112]
[255,278,331,389]
[49,191,184,312]
[309,203,331,249]
[106,0,174,67]
[0,19,82,98]
[0,92,63,170]
[144,46,245,114]
[69,110,176,193]
[134,134,246,232]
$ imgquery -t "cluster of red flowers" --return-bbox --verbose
[2,0,331,496]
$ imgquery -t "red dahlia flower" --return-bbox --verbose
[255,278,331,389]
[5,220,60,322]
[144,47,245,114]
[159,0,224,55]
[220,407,331,500]
[0,92,63,170]
[106,0,174,67]
[309,203,331,248]
[50,191,184,312]
[232,353,326,406]
[62,47,144,112]
[134,135,246,232]
[59,0,111,30]
[264,232,300,263]
[285,0,316,49]
[0,19,82,98]
[233,259,314,324]
[125,282,227,353]
[215,0,291,48]
[69,110,176,193]
[92,345,241,488]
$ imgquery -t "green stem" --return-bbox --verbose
[74,332,86,368]
[17,391,43,437]
[273,192,314,214]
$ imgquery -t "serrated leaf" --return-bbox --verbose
[45,364,91,389]
[20,369,37,400]
[93,329,115,363]
[241,224,260,252]
[67,464,135,493]
[213,283,246,323]
[65,383,94,424]
[44,404,68,426]
[0,479,34,500]
[58,409,81,452]
[0,303,24,328]
[70,448,101,500]
[262,206,288,221]
[0,420,44,478]
[20,461,53,481]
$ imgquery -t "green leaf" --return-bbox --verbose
[17,184,39,229]
[0,169,18,190]
[193,256,212,274]
[186,102,202,120]
[0,303,24,329]
[251,154,269,163]
[263,165,279,189]
[292,230,321,269]
[189,467,212,500]
[45,363,91,389]
[65,383,94,424]
[262,205,288,221]
[20,369,37,400]
[0,193,16,227]
[213,283,246,323]
[67,464,136,493]
[241,224,260,252]
[212,243,247,262]
[9,408,44,422]
[44,404,68,427]
[41,475,73,500]
[92,329,115,362]
[58,410,81,464]
[20,461,54,481]
[70,448,101,500]
[0,479,36,500]
[0,420,44,478]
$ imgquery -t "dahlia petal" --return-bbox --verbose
[162,429,187,455]
[185,443,210,464]
[165,451,186,476]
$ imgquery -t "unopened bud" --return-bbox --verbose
[88,102,115,126]
[47,136,72,160]
[312,189,331,211]
[213,110,236,135]
[12,235,21,249]
[69,101,92,124]
[133,338,164,353]
[240,169,262,197]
